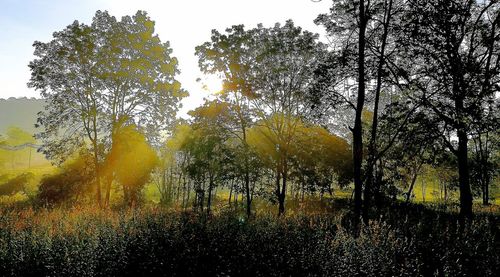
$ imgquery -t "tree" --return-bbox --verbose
[197,20,326,215]
[469,94,499,204]
[155,122,194,209]
[247,115,352,212]
[95,11,187,143]
[313,0,386,222]
[184,102,235,215]
[394,0,500,218]
[29,18,103,205]
[313,0,418,225]
[379,108,441,202]
[28,10,186,206]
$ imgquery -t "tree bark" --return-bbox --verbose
[206,174,214,216]
[244,162,252,218]
[353,0,367,224]
[278,161,288,216]
[405,163,423,203]
[276,167,283,216]
[364,0,393,223]
[104,173,112,207]
[92,139,102,207]
[457,128,473,219]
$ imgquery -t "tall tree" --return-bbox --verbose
[95,11,187,205]
[313,0,379,222]
[95,11,187,142]
[197,20,326,215]
[470,97,499,205]
[185,102,235,215]
[29,19,105,204]
[28,10,186,206]
[395,0,500,218]
[196,25,255,217]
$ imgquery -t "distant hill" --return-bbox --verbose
[0,97,46,135]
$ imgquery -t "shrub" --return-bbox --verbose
[37,154,94,206]
[0,173,34,196]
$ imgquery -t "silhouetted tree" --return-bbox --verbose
[184,102,235,215]
[313,0,386,223]
[393,0,500,218]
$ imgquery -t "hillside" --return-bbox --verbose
[0,97,45,135]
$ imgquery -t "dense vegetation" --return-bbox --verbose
[0,203,498,277]
[1,0,499,276]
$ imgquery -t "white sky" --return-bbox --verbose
[0,0,331,116]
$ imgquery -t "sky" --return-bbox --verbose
[0,0,331,115]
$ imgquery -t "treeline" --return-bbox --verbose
[24,0,499,224]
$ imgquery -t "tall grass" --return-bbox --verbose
[0,204,498,276]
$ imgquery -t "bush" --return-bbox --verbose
[0,173,34,196]
[37,154,94,206]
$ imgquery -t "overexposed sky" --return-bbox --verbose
[0,0,331,115]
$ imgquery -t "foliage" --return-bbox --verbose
[104,122,158,207]
[247,114,352,191]
[28,10,186,163]
[0,173,34,197]
[1,4,498,276]
[391,0,500,216]
[37,152,95,205]
[28,10,186,207]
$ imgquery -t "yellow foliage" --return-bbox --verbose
[362,109,374,125]
[247,113,351,172]
[105,123,158,205]
[165,123,193,151]
[187,100,230,120]
[247,113,307,164]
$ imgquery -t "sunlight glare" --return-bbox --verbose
[202,75,223,94]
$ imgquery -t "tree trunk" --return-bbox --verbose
[206,174,214,216]
[278,161,288,216]
[421,176,426,202]
[92,140,102,207]
[244,166,252,218]
[276,167,283,216]
[229,179,233,206]
[160,168,167,204]
[186,180,191,210]
[364,0,393,223]
[176,174,181,204]
[104,173,112,207]
[353,0,367,225]
[483,178,489,205]
[457,128,473,219]
[405,163,423,203]
[479,133,490,205]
